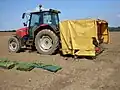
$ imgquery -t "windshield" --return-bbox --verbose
[30,14,40,27]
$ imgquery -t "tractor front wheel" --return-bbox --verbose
[8,36,21,53]
[35,29,59,55]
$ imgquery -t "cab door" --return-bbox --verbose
[29,13,42,38]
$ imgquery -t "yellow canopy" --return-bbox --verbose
[59,19,109,56]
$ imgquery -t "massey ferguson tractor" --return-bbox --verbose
[8,5,109,57]
[8,5,60,55]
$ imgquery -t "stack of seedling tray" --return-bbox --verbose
[0,58,62,72]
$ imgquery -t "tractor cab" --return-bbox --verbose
[8,5,61,55]
[22,5,61,37]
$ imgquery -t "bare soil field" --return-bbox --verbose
[0,32,120,90]
[0,32,15,36]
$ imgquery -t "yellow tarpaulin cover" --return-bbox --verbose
[59,19,109,56]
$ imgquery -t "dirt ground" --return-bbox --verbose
[0,32,120,90]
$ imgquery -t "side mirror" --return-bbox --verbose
[22,13,25,19]
[23,23,27,26]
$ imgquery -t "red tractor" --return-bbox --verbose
[8,5,61,55]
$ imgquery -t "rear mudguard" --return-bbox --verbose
[34,24,59,38]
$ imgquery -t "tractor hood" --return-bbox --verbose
[16,27,28,38]
[17,27,28,31]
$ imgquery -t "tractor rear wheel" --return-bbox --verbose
[35,29,59,55]
[8,36,21,53]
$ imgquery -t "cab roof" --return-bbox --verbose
[26,8,61,14]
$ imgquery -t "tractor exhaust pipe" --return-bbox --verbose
[39,4,42,11]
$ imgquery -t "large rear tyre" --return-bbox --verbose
[35,29,59,55]
[8,36,21,53]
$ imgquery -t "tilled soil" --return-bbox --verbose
[0,32,120,90]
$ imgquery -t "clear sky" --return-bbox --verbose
[0,0,120,30]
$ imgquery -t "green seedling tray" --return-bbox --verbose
[0,58,9,62]
[16,62,34,71]
[0,61,15,69]
[32,63,62,72]
[32,63,47,68]
[42,65,62,72]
